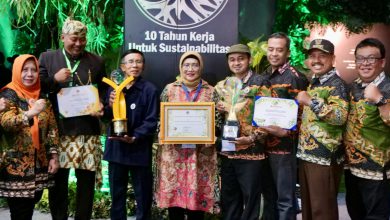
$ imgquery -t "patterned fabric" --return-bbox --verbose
[262,63,309,153]
[0,88,59,198]
[344,74,390,180]
[215,74,271,160]
[59,135,103,187]
[297,69,349,166]
[155,80,221,213]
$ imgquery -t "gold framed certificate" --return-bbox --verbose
[57,85,100,118]
[160,102,215,144]
[252,96,298,130]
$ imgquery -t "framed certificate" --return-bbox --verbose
[57,85,100,118]
[160,102,215,144]
[252,96,298,130]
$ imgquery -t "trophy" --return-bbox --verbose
[218,77,245,141]
[102,69,135,136]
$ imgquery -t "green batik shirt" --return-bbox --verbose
[344,72,390,180]
[297,69,350,165]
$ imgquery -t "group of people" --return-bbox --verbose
[0,17,388,220]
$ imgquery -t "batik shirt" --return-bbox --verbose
[262,63,309,154]
[297,68,349,165]
[344,72,390,180]
[215,72,271,160]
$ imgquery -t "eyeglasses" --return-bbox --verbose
[182,63,200,70]
[355,56,382,64]
[122,60,143,65]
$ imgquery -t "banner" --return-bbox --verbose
[124,0,238,90]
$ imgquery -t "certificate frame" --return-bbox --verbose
[160,102,215,144]
[252,96,299,130]
[57,85,100,118]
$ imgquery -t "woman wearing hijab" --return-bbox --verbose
[0,54,59,220]
[155,51,222,220]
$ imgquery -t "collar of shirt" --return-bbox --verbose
[357,71,385,88]
[312,68,337,85]
[241,70,253,84]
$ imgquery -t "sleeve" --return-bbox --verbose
[310,84,350,126]
[133,86,159,139]
[45,103,59,155]
[102,87,114,120]
[95,57,108,102]
[39,52,59,94]
[0,90,30,132]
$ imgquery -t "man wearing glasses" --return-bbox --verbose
[103,49,159,220]
[344,38,390,220]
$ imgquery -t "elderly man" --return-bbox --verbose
[344,38,390,220]
[39,18,106,220]
[296,39,349,220]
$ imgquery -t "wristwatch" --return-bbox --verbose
[376,96,388,107]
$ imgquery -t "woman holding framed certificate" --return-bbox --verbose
[155,51,222,220]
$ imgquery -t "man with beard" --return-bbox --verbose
[296,39,349,220]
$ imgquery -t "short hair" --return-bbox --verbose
[268,32,291,49]
[62,18,87,37]
[120,49,145,64]
[355,38,386,58]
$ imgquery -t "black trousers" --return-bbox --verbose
[49,168,96,220]
[7,190,43,220]
[109,162,153,220]
[345,170,390,220]
[220,156,263,220]
[168,207,204,220]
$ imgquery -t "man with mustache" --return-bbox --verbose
[39,18,106,220]
[296,39,349,220]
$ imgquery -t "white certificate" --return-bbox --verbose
[57,85,100,118]
[252,96,298,130]
[160,102,215,144]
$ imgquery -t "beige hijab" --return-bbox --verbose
[178,51,203,88]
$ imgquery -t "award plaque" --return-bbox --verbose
[102,69,135,136]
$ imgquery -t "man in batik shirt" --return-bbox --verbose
[344,38,390,220]
[296,39,349,220]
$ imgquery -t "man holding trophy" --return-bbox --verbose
[103,49,159,220]
[215,44,271,220]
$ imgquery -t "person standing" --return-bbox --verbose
[104,49,158,220]
[39,18,106,220]
[155,51,221,220]
[296,39,349,220]
[261,32,309,220]
[344,38,390,220]
[0,54,59,220]
[215,44,270,220]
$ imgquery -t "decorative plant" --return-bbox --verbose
[247,35,269,73]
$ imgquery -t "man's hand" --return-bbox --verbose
[216,102,228,113]
[296,91,312,106]
[261,125,289,137]
[109,135,136,144]
[230,136,254,145]
[54,68,71,83]
[48,154,59,174]
[364,84,383,104]
[109,90,116,108]
[90,102,104,117]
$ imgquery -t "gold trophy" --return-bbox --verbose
[102,69,135,136]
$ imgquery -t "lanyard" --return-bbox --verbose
[181,80,202,102]
[62,49,81,86]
